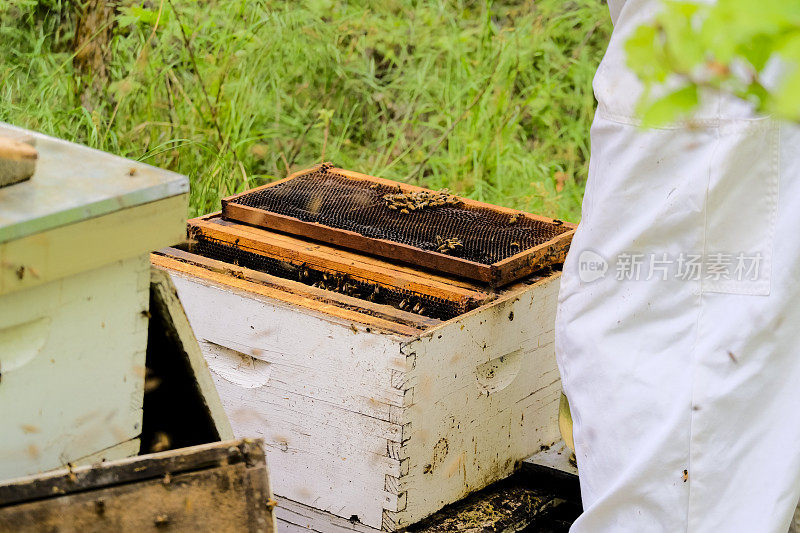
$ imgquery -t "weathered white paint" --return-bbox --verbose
[274,496,379,533]
[169,271,405,529]
[165,265,562,531]
[1,194,187,296]
[201,340,274,389]
[390,276,562,529]
[525,440,577,476]
[0,255,151,480]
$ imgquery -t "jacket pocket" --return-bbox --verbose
[702,118,779,296]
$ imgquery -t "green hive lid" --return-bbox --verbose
[0,123,189,244]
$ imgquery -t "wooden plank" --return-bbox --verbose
[0,440,263,504]
[492,232,574,286]
[220,165,574,286]
[274,496,379,533]
[193,213,489,298]
[149,267,235,441]
[158,247,440,330]
[152,254,422,337]
[0,137,37,163]
[0,439,276,533]
[0,136,36,188]
[0,194,187,296]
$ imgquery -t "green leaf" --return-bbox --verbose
[769,66,800,121]
[625,25,669,84]
[639,85,699,127]
[660,3,705,74]
[738,34,777,72]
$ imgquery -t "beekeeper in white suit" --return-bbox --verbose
[556,0,800,531]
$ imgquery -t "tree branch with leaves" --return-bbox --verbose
[625,0,800,126]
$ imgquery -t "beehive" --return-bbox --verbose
[0,123,188,481]
[152,167,572,532]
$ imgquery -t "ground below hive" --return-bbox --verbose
[406,464,581,532]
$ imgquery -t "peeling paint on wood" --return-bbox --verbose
[157,254,562,531]
[0,439,276,532]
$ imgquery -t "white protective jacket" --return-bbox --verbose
[556,0,800,531]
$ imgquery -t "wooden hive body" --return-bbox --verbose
[154,213,562,532]
[0,123,187,480]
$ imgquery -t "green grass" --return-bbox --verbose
[0,0,610,221]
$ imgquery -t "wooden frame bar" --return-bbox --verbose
[188,213,491,307]
[153,247,440,332]
[151,253,425,337]
[221,165,575,286]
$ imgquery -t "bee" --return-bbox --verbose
[399,299,408,310]
[150,432,171,453]
[412,302,421,313]
[552,219,564,226]
[508,213,520,225]
[510,242,520,249]
[400,208,409,214]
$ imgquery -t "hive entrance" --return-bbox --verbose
[221,165,574,286]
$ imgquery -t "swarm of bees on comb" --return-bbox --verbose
[305,269,383,302]
[305,269,429,315]
[435,235,463,255]
[383,189,462,214]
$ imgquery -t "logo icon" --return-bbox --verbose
[577,250,608,283]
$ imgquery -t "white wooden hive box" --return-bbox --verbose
[0,123,188,481]
[153,208,563,532]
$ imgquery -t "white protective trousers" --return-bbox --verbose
[556,1,800,531]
